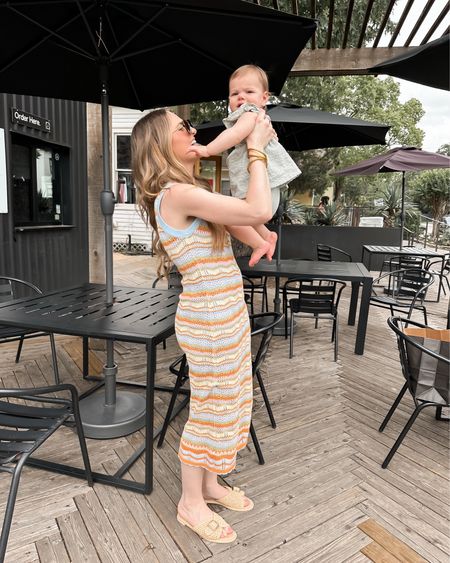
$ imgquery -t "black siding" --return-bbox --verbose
[0,94,88,291]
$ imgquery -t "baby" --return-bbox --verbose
[190,64,301,266]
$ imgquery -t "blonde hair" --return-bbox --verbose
[229,64,269,92]
[131,109,227,278]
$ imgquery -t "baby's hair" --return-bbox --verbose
[229,64,269,92]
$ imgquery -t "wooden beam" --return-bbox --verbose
[389,0,414,47]
[342,0,354,49]
[405,0,435,46]
[326,0,335,49]
[373,0,396,48]
[421,4,449,44]
[357,0,375,48]
[291,47,412,76]
[310,0,316,49]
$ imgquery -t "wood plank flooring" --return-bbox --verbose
[1,253,448,562]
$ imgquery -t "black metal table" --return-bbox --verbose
[361,245,447,301]
[237,258,373,355]
[0,283,179,494]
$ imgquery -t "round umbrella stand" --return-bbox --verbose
[79,392,146,439]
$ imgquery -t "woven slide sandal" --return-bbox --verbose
[205,486,254,512]
[177,512,237,543]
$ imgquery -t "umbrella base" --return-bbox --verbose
[254,315,294,336]
[79,391,146,439]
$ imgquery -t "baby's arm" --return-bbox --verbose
[191,112,257,157]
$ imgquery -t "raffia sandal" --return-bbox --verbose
[205,486,254,512]
[177,512,237,543]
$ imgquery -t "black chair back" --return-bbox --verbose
[317,244,352,262]
[379,316,450,468]
[390,268,434,304]
[388,317,449,403]
[249,312,283,375]
[0,384,92,560]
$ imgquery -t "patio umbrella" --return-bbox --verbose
[0,0,316,438]
[333,146,450,249]
[195,102,390,150]
[368,35,450,91]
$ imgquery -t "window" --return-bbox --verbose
[115,134,135,204]
[11,133,70,226]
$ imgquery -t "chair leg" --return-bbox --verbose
[71,402,93,486]
[255,369,276,428]
[379,382,409,432]
[263,284,268,312]
[249,421,264,465]
[0,457,27,562]
[289,312,295,358]
[157,371,185,448]
[15,336,25,363]
[381,402,430,468]
[334,315,338,362]
[284,302,288,340]
[49,334,60,385]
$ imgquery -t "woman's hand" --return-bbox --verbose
[246,111,275,152]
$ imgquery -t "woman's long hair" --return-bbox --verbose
[131,109,227,277]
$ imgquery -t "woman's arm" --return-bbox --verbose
[172,113,273,226]
[190,112,257,157]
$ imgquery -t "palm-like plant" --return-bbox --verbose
[316,201,348,226]
[376,184,417,228]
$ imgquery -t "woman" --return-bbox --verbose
[131,109,273,543]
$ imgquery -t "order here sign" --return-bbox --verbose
[11,108,51,133]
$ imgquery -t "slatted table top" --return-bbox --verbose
[237,258,372,282]
[362,245,444,257]
[0,283,179,344]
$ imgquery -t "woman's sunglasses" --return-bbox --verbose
[175,119,194,133]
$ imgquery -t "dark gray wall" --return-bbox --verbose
[0,94,89,291]
[274,225,401,270]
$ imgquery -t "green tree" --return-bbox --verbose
[410,169,450,237]
[437,143,450,156]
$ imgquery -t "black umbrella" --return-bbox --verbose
[333,146,450,248]
[196,102,390,150]
[368,35,450,91]
[0,0,316,438]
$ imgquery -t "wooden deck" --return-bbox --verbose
[1,253,449,563]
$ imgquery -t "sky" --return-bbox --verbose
[374,0,450,151]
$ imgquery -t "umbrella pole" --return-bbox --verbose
[400,171,405,250]
[79,66,146,439]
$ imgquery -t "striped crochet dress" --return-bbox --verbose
[155,188,252,474]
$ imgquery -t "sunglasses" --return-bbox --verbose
[175,119,194,133]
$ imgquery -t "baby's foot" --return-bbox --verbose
[249,240,271,267]
[265,231,278,261]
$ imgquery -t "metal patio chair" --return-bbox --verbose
[317,244,352,262]
[379,254,430,277]
[0,276,60,384]
[426,255,450,299]
[283,278,346,361]
[242,274,269,315]
[380,317,449,468]
[0,384,93,561]
[370,268,434,324]
[156,312,282,465]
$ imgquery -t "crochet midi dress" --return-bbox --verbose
[154,188,253,474]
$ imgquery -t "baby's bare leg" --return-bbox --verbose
[227,225,271,267]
